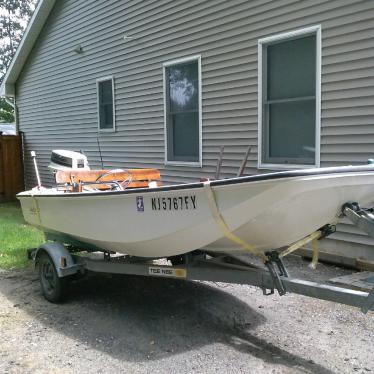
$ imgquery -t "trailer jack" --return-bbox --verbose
[264,251,289,296]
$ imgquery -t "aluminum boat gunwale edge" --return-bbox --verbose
[17,164,374,198]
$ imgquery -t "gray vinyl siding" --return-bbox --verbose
[16,0,374,254]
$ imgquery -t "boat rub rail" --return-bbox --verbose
[18,164,374,198]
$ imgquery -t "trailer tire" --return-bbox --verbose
[38,252,68,303]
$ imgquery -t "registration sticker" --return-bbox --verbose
[149,267,187,278]
[136,196,144,212]
[29,206,37,216]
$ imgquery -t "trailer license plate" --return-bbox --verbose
[149,267,186,278]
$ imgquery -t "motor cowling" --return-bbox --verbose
[49,150,90,171]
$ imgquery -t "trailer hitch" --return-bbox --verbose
[264,251,289,296]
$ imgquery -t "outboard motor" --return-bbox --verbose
[48,150,90,171]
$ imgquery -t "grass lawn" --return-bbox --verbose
[0,202,45,269]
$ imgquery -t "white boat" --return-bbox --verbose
[17,163,374,258]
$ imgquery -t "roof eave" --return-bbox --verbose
[0,0,56,97]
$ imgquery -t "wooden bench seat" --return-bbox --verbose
[55,168,161,189]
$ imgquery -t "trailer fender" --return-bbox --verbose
[34,242,79,277]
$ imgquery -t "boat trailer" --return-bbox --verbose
[28,202,374,314]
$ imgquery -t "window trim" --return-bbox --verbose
[257,25,321,170]
[163,55,202,167]
[96,76,116,133]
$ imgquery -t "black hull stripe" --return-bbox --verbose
[18,165,374,198]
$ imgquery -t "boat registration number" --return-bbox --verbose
[149,267,187,278]
[151,196,196,211]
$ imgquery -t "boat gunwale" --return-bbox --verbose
[17,164,374,199]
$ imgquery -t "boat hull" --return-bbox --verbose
[18,165,374,258]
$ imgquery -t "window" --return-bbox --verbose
[164,56,202,165]
[258,26,321,168]
[97,77,115,132]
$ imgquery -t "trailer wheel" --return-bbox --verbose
[38,252,67,303]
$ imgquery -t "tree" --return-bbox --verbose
[0,97,14,122]
[0,0,37,122]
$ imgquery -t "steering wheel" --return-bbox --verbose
[95,169,133,190]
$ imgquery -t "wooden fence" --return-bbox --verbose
[0,134,24,201]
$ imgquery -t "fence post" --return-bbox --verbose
[0,134,24,201]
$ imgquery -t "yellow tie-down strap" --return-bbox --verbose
[203,181,267,262]
[279,230,322,269]
[278,222,337,269]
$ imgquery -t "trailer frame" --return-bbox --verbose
[29,242,374,313]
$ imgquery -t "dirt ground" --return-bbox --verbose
[0,256,373,374]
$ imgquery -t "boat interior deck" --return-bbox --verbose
[55,168,161,192]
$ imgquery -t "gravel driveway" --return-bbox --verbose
[0,256,373,374]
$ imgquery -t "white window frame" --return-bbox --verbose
[97,76,116,133]
[163,55,202,167]
[257,25,321,170]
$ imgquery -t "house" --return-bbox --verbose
[1,0,374,261]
